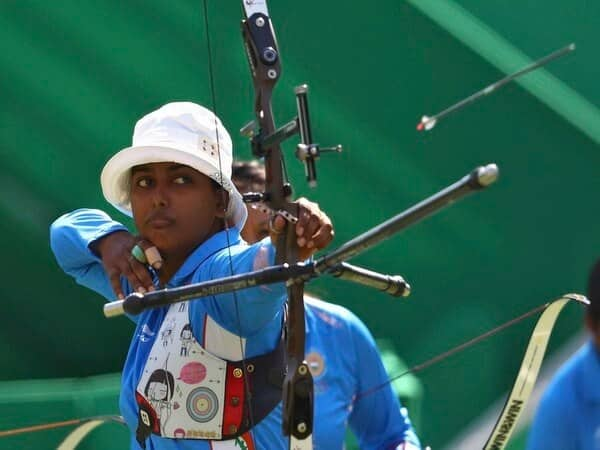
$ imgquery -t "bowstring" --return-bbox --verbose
[200,0,257,436]
[352,302,549,403]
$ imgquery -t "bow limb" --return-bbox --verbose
[0,415,125,450]
[351,294,588,450]
[482,294,588,449]
[57,416,125,450]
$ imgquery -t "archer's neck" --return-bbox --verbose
[157,260,182,286]
[155,222,227,285]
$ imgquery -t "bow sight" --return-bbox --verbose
[240,84,343,189]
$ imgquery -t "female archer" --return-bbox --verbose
[50,102,420,449]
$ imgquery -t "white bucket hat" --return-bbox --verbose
[100,102,247,229]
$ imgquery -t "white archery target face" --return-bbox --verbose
[187,387,219,423]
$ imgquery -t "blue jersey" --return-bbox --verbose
[50,209,420,450]
[527,340,600,450]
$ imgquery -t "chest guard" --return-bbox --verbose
[134,302,285,448]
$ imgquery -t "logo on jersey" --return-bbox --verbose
[210,432,255,449]
[306,351,325,378]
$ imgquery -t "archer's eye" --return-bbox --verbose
[173,176,192,185]
[135,177,153,188]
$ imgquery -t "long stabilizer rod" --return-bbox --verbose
[104,164,498,318]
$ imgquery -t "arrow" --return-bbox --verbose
[417,43,575,131]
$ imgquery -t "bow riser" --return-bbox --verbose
[242,4,315,446]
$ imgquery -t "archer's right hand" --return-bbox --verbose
[91,231,158,299]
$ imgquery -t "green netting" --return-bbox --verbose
[0,373,128,450]
[1,1,597,448]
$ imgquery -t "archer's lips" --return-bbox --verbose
[146,215,175,229]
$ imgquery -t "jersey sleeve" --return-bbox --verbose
[346,313,421,450]
[50,208,129,301]
[191,237,287,338]
[526,376,575,450]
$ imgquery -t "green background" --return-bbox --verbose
[1,0,598,448]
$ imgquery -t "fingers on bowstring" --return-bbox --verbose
[123,254,154,295]
[128,253,156,294]
[107,261,151,300]
[135,240,164,270]
[125,239,160,294]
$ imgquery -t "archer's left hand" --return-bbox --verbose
[270,197,334,260]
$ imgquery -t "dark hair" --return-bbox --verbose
[211,178,224,191]
[180,323,192,337]
[144,369,175,400]
[588,259,600,325]
[232,160,265,193]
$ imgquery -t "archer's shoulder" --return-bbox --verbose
[306,294,351,318]
[51,208,115,226]
[539,341,593,407]
[50,208,126,250]
[305,295,369,333]
[210,233,271,261]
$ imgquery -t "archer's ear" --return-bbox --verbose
[214,188,230,219]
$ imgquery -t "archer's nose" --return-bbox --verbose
[151,185,170,208]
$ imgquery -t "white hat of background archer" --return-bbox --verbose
[100,101,247,229]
